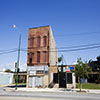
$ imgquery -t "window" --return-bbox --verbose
[29,58,32,64]
[67,73,72,84]
[43,51,46,62]
[37,52,40,62]
[37,37,41,47]
[30,38,34,47]
[43,36,47,47]
[53,73,58,83]
[29,52,33,64]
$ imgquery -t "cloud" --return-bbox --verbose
[72,61,77,65]
[0,62,27,72]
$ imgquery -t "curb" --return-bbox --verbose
[3,88,100,94]
[3,88,76,93]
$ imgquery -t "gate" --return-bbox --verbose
[59,72,66,88]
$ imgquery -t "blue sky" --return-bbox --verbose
[0,0,100,71]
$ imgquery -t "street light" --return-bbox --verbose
[13,25,21,90]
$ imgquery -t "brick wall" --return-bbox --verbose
[27,26,50,66]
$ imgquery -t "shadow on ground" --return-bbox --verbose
[7,84,26,88]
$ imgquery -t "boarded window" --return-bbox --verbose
[29,53,33,64]
[37,37,41,47]
[37,52,40,62]
[43,51,46,62]
[43,36,47,47]
[30,38,34,47]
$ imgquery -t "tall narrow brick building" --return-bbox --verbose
[27,25,58,88]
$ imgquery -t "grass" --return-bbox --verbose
[76,90,86,93]
[76,83,100,89]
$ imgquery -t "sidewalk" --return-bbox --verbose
[3,87,100,94]
[73,88,100,94]
[4,87,75,93]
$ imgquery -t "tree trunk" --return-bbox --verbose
[79,77,82,91]
[80,82,82,91]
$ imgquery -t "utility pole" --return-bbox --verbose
[15,34,21,90]
[61,54,67,88]
[13,25,21,90]
[61,54,64,72]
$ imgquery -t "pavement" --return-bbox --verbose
[3,87,100,94]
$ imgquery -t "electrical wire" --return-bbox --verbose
[22,43,100,50]
[57,42,100,49]
[21,45,100,52]
[0,42,100,55]
[21,42,100,50]
[0,48,17,52]
[57,45,100,52]
[0,50,17,55]
[55,32,100,38]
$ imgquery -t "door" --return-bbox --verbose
[35,76,43,87]
[59,72,66,88]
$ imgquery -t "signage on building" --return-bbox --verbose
[29,71,36,75]
[65,66,75,72]
[66,66,70,72]
[28,66,48,71]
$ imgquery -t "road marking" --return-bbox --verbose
[0,97,53,100]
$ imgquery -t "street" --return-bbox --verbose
[0,88,100,100]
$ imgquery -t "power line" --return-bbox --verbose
[21,45,100,52]
[55,32,100,38]
[0,42,100,55]
[0,45,99,55]
[0,48,17,52]
[57,45,100,52]
[56,42,100,49]
[0,50,17,55]
[21,42,100,50]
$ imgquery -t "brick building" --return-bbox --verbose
[27,25,58,88]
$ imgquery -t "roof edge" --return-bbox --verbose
[29,25,50,29]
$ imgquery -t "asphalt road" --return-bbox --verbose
[0,89,100,100]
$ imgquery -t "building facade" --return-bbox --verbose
[0,72,13,86]
[27,25,58,88]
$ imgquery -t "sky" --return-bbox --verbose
[0,0,100,71]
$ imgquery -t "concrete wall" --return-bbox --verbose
[43,75,48,88]
[66,73,76,89]
[0,72,13,86]
[72,73,76,88]
[49,26,58,66]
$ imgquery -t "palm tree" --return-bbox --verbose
[58,57,62,64]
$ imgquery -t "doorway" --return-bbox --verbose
[59,72,66,88]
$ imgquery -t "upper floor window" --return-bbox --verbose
[37,36,41,47]
[30,38,34,47]
[29,52,34,64]
[43,36,47,47]
[43,51,47,62]
[37,52,40,63]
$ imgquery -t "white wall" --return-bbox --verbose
[0,72,13,85]
[49,26,58,66]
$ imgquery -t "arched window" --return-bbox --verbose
[30,38,34,47]
[43,36,47,47]
[37,36,41,47]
